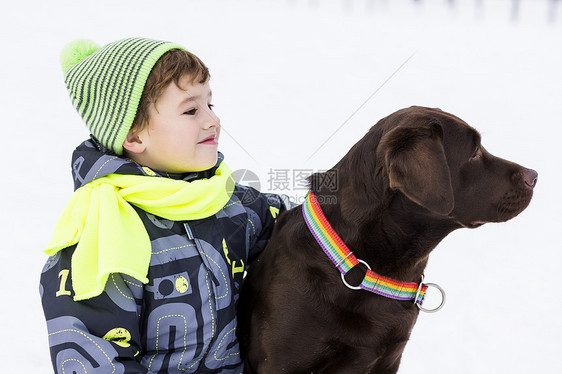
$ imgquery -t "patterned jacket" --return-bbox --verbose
[40,138,289,373]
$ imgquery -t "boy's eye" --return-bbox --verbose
[208,104,214,110]
[184,108,197,115]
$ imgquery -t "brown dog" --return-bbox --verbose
[237,106,537,373]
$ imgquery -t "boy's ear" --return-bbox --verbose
[122,131,146,154]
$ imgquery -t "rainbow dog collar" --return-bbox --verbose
[302,191,444,310]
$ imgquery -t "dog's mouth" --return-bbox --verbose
[452,185,534,230]
[467,221,487,229]
[496,189,534,223]
[448,212,489,229]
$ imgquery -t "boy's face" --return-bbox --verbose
[128,75,220,173]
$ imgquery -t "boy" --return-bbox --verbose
[40,37,289,373]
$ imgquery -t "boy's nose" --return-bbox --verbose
[203,112,220,129]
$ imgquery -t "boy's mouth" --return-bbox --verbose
[198,134,218,145]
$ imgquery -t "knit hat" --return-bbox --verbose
[60,37,185,155]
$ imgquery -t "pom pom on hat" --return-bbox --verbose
[60,39,100,73]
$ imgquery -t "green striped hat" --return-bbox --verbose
[60,37,185,155]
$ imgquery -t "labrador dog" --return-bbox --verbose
[237,106,537,373]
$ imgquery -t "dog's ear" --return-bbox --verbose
[382,121,454,215]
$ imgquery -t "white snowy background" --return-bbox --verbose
[1,0,560,372]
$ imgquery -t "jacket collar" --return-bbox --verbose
[71,136,223,190]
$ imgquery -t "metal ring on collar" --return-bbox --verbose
[416,282,446,313]
[341,259,371,290]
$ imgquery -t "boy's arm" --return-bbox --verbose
[239,185,294,263]
[40,246,147,374]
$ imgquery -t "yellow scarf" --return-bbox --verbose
[45,162,234,301]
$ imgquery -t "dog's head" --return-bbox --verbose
[328,106,536,229]
[375,106,536,228]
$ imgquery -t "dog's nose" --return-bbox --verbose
[522,169,538,189]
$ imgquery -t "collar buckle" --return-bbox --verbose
[340,259,371,291]
[415,275,446,313]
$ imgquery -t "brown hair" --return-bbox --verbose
[131,49,210,133]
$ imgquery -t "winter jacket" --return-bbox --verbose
[40,138,289,373]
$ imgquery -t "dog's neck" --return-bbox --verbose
[310,168,459,283]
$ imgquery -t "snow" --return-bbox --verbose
[1,0,560,372]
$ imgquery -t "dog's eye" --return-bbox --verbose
[471,146,482,161]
